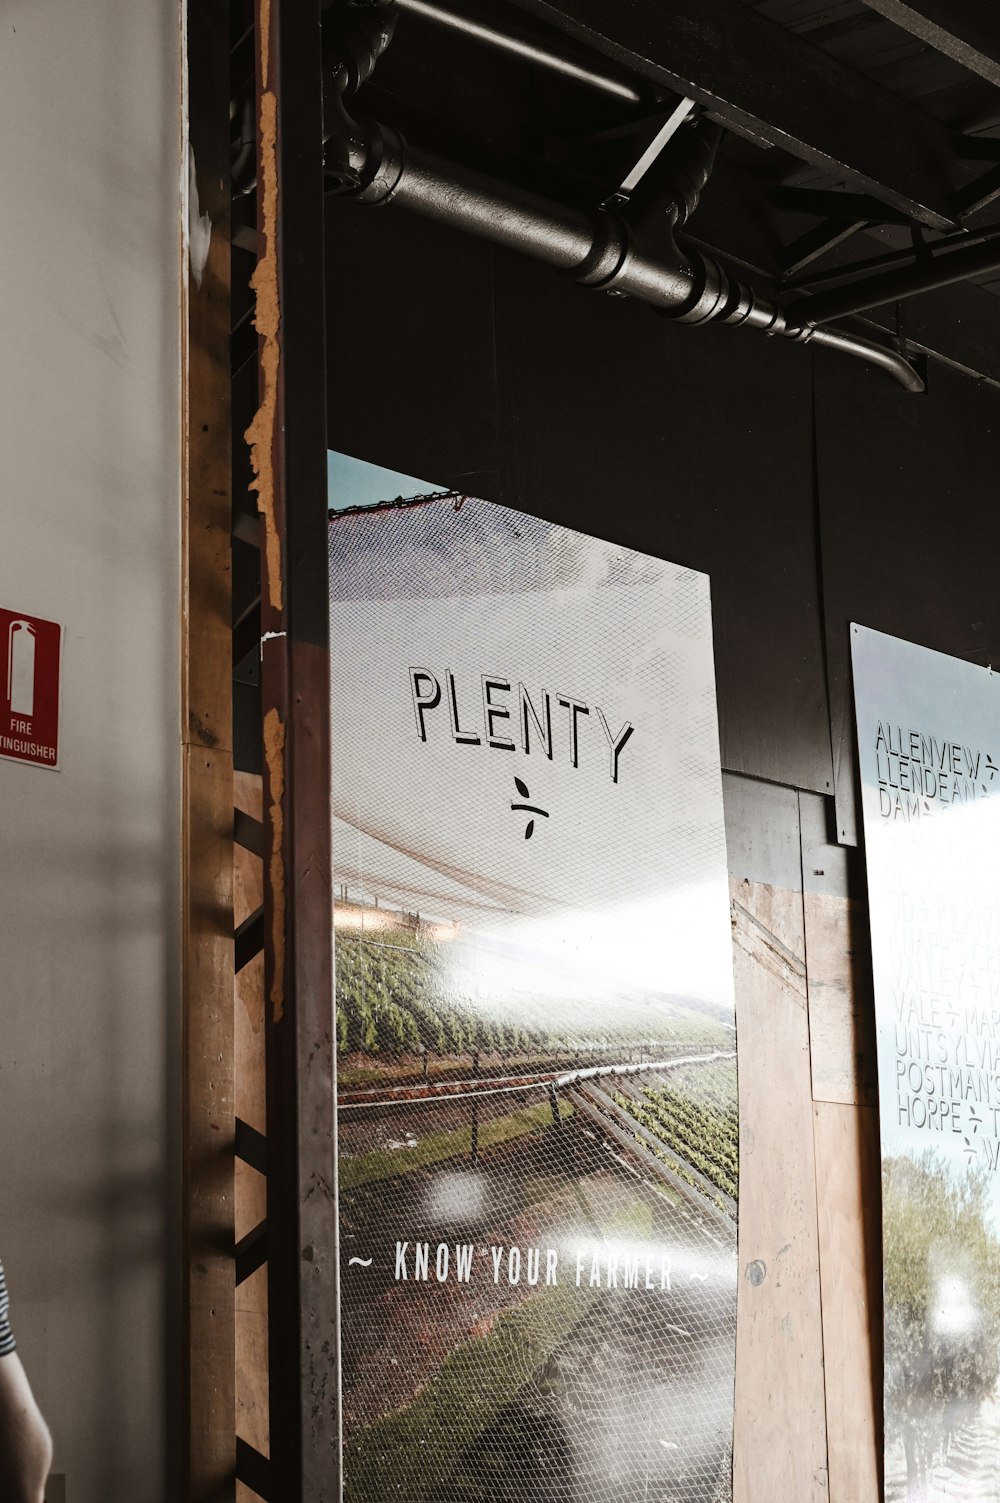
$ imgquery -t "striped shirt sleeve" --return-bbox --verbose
[0,1263,16,1357]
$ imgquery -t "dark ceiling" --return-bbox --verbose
[313,0,1000,386]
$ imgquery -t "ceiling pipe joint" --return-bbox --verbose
[572,215,633,290]
[322,32,924,392]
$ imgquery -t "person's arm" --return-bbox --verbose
[0,1351,52,1503]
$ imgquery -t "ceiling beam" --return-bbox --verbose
[857,0,1000,90]
[505,0,970,228]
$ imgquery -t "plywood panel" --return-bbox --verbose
[813,1102,882,1503]
[731,878,830,1503]
[724,773,802,890]
[804,891,877,1106]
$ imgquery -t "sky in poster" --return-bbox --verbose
[327,449,448,512]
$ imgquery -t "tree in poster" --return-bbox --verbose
[883,1153,1000,1494]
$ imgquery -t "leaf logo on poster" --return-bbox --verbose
[510,777,549,839]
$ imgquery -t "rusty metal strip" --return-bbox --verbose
[246,0,283,614]
[263,706,286,1023]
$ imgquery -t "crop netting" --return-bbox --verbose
[337,927,737,1503]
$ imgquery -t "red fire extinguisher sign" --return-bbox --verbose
[0,608,62,769]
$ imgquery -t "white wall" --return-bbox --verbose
[0,2,181,1498]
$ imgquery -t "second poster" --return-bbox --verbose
[328,454,738,1503]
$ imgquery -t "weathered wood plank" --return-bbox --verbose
[813,1102,882,1503]
[804,891,877,1106]
[731,878,830,1503]
[182,744,237,1498]
[235,773,265,929]
[236,951,267,1139]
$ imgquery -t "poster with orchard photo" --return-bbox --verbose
[328,452,738,1503]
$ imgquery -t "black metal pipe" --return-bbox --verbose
[396,0,644,104]
[804,326,926,395]
[355,123,597,266]
[352,123,783,316]
[788,234,1000,325]
[340,118,924,391]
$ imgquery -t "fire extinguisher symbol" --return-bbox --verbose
[7,620,36,718]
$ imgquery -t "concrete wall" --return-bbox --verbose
[0,3,181,1499]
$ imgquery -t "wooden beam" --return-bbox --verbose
[250,0,337,1497]
[730,878,830,1503]
[506,0,970,228]
[813,1103,882,1503]
[183,0,236,1497]
[858,0,1000,90]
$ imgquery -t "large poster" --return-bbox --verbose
[329,455,738,1503]
[853,624,1000,1503]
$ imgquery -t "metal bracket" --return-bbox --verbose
[601,96,697,209]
